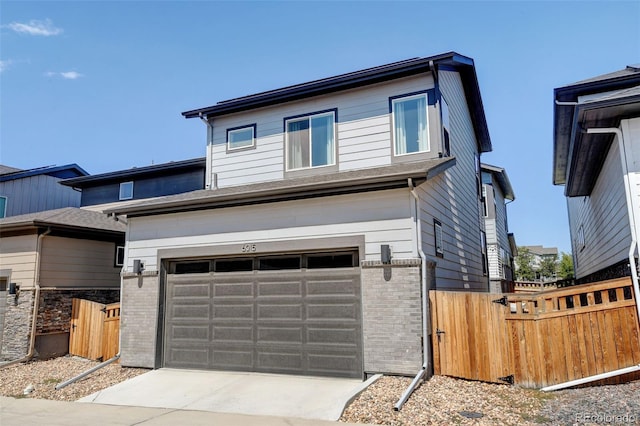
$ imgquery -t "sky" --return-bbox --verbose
[1,1,639,255]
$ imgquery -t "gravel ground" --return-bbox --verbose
[0,356,148,401]
[340,375,640,425]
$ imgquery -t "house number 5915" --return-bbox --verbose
[242,244,257,253]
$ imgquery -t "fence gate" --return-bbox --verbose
[429,290,514,384]
[430,277,640,388]
[69,298,120,361]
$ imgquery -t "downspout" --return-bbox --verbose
[541,127,640,390]
[394,178,430,410]
[200,113,216,190]
[1,228,51,368]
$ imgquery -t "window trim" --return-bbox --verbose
[284,108,337,173]
[115,245,125,267]
[390,91,431,157]
[441,95,451,157]
[119,181,133,200]
[226,123,257,152]
[0,196,6,218]
[434,219,444,258]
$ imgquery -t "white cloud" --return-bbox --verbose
[0,59,12,72]
[44,71,84,80]
[6,19,63,36]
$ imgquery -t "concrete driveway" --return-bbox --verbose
[78,369,380,421]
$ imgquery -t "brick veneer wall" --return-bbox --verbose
[361,259,424,375]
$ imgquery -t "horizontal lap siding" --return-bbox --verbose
[39,237,121,288]
[568,138,631,278]
[209,76,433,187]
[420,70,486,290]
[126,189,415,271]
[0,235,37,289]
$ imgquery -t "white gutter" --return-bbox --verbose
[394,178,430,410]
[199,113,216,190]
[1,228,51,369]
[541,127,640,391]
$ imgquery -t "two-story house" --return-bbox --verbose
[553,65,640,293]
[0,164,88,218]
[107,52,493,379]
[481,163,516,292]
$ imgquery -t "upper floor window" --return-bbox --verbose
[434,219,444,258]
[119,181,133,200]
[441,96,450,156]
[391,93,429,155]
[227,124,256,151]
[285,110,335,171]
[0,196,6,218]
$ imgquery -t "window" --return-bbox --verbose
[227,124,256,151]
[391,93,429,155]
[434,219,444,258]
[0,196,6,218]
[577,225,585,252]
[441,96,450,156]
[482,185,488,217]
[481,231,488,275]
[285,110,335,170]
[119,182,133,200]
[115,246,125,267]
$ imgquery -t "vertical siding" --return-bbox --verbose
[568,137,631,278]
[125,189,415,271]
[415,70,487,291]
[39,236,121,288]
[208,76,435,188]
[0,235,38,289]
[0,175,81,217]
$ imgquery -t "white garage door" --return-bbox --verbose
[163,251,363,378]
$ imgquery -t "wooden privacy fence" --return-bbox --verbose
[69,298,120,361]
[430,277,640,388]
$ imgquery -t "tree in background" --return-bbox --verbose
[515,247,535,281]
[539,256,558,281]
[558,252,575,279]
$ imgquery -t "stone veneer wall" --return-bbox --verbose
[361,259,424,375]
[119,272,160,369]
[1,290,34,361]
[37,289,120,334]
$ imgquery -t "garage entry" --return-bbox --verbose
[163,251,363,378]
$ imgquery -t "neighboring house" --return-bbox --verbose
[107,52,493,379]
[553,64,640,286]
[60,158,206,211]
[481,163,517,292]
[0,164,88,218]
[0,208,125,361]
[520,245,559,282]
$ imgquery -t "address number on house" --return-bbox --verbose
[241,244,257,253]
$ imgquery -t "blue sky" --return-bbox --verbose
[1,1,639,255]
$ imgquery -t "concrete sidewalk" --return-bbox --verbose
[78,369,381,421]
[0,396,371,426]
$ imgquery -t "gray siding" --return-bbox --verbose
[414,70,487,291]
[39,236,121,288]
[0,175,80,217]
[208,76,438,188]
[568,136,631,278]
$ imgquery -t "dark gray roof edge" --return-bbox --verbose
[0,207,125,234]
[60,157,206,187]
[481,163,515,201]
[0,164,88,183]
[106,157,456,217]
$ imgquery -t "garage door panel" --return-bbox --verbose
[165,252,362,377]
[257,326,303,344]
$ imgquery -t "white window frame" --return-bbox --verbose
[115,245,125,267]
[441,95,450,156]
[391,93,430,156]
[284,110,336,171]
[119,181,133,200]
[227,124,256,151]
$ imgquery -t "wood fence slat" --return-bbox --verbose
[68,298,120,361]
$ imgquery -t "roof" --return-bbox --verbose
[481,163,515,201]
[0,207,125,235]
[0,164,88,183]
[0,165,22,175]
[523,245,558,257]
[182,52,492,153]
[61,157,206,188]
[553,65,640,196]
[106,157,456,217]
